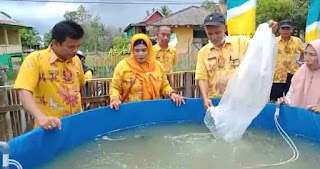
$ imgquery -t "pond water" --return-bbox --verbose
[41,122,320,169]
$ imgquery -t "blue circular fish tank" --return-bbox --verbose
[1,98,320,169]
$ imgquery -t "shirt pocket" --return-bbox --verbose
[207,55,217,72]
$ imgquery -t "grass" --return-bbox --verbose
[86,53,127,78]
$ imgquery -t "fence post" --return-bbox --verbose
[0,113,8,141]
[0,69,9,141]
[184,72,193,98]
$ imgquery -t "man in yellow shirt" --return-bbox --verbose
[14,21,85,130]
[153,26,177,73]
[196,13,278,109]
[270,20,305,101]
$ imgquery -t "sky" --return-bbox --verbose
[0,0,219,35]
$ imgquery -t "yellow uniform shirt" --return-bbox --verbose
[14,47,86,119]
[84,70,93,80]
[273,36,304,83]
[153,44,177,73]
[110,60,173,103]
[195,36,250,98]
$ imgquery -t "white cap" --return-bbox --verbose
[77,51,85,57]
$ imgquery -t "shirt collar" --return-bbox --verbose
[48,45,73,64]
[155,44,171,52]
[280,36,293,43]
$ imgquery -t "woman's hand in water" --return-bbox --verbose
[267,20,278,33]
[277,97,289,105]
[307,105,320,113]
[170,93,186,107]
[203,98,213,110]
[110,98,122,110]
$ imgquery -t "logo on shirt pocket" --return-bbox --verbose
[207,54,217,72]
[229,58,240,69]
[217,55,226,69]
[48,70,59,82]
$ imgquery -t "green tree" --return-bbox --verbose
[81,21,107,52]
[290,0,310,33]
[64,5,98,25]
[43,5,123,51]
[108,36,129,56]
[256,0,310,33]
[160,5,172,16]
[43,29,52,48]
[112,36,128,49]
[20,28,42,48]
[201,0,221,12]
[63,5,107,52]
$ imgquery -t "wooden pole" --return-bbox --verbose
[184,72,193,98]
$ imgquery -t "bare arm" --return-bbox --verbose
[198,79,209,100]
[18,90,61,130]
[277,84,293,105]
[195,48,213,110]
[198,79,213,109]
[109,61,125,110]
[19,90,44,121]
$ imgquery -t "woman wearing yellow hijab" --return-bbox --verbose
[109,34,185,110]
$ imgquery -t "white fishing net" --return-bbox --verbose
[204,23,277,143]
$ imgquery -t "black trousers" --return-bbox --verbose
[270,73,293,102]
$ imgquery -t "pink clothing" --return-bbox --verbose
[289,39,320,108]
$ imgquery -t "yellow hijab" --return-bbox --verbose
[125,34,162,100]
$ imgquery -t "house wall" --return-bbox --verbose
[0,27,5,44]
[144,12,163,25]
[0,46,5,54]
[7,29,19,45]
[125,26,135,41]
[125,26,147,41]
[135,26,146,34]
[0,45,22,54]
[172,27,193,54]
[0,27,23,54]
[193,28,208,50]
